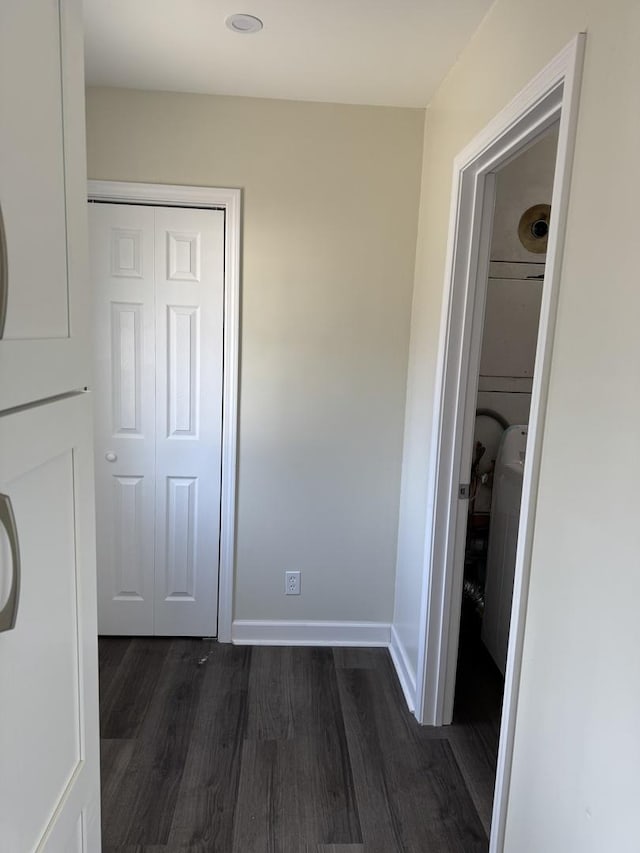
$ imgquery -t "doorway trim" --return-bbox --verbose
[413,35,585,850]
[87,180,241,643]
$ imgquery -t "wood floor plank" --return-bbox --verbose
[167,644,251,851]
[98,637,131,730]
[377,675,488,853]
[317,846,365,852]
[368,660,488,852]
[336,667,408,853]
[447,724,496,836]
[101,846,183,853]
[338,666,488,852]
[103,847,238,853]
[332,648,379,670]
[231,738,279,853]
[100,738,135,839]
[403,737,488,852]
[101,847,142,853]
[245,646,296,740]
[231,737,325,853]
[102,848,193,853]
[235,648,361,850]
[290,648,362,845]
[100,638,169,739]
[102,640,208,847]
[448,627,503,837]
[98,637,131,700]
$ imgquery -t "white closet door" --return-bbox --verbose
[0,394,100,852]
[0,0,90,409]
[91,203,156,635]
[154,207,224,637]
[90,203,224,637]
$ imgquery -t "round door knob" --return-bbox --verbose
[105,452,117,463]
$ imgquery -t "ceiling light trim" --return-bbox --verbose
[226,13,263,34]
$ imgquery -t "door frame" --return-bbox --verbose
[87,180,241,643]
[413,35,585,850]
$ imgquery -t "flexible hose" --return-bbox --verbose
[475,407,510,430]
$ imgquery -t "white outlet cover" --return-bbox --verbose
[285,571,301,595]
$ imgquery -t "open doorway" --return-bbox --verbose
[414,35,585,853]
[453,124,559,829]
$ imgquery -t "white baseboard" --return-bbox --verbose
[231,619,391,647]
[389,624,417,712]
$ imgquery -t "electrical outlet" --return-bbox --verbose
[285,571,301,595]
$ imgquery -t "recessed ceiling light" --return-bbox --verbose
[226,13,263,34]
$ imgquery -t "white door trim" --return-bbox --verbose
[87,180,241,643]
[413,35,585,851]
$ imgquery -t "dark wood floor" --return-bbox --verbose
[99,633,501,852]
[451,602,504,835]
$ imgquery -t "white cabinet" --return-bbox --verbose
[0,2,101,849]
[0,394,100,852]
[479,276,543,380]
[0,0,90,409]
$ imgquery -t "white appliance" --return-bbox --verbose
[482,425,528,675]
[0,2,101,850]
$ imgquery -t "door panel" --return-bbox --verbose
[91,203,155,635]
[0,0,90,409]
[111,301,144,434]
[0,0,68,341]
[91,203,224,637]
[0,393,100,852]
[154,207,223,637]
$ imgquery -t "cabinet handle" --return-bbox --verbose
[0,494,20,633]
[0,203,7,339]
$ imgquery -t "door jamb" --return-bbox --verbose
[413,35,585,851]
[87,180,241,643]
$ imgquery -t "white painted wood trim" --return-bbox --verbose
[87,181,241,211]
[218,189,241,645]
[389,625,417,712]
[231,620,391,647]
[87,180,241,643]
[412,34,586,853]
[490,37,586,853]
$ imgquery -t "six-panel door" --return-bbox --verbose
[90,202,224,637]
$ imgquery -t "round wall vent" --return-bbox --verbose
[518,204,551,254]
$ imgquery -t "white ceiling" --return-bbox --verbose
[82,0,494,108]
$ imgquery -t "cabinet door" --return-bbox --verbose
[0,393,100,852]
[0,0,90,409]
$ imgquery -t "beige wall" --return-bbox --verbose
[86,88,424,624]
[394,0,640,849]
